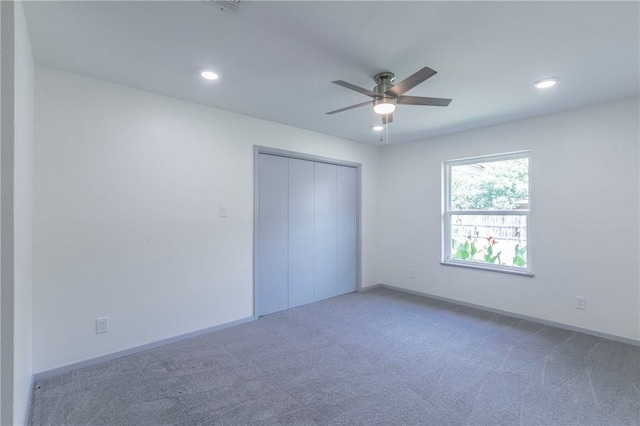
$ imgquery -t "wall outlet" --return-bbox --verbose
[410,269,416,279]
[575,297,587,310]
[96,317,109,334]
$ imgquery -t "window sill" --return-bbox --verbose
[440,260,535,277]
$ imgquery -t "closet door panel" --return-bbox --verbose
[288,158,315,308]
[337,166,358,295]
[257,154,289,316]
[313,162,337,301]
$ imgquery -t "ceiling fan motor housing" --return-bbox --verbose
[373,72,395,98]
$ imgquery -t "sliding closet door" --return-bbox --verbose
[256,154,289,317]
[288,159,315,308]
[314,162,338,301]
[336,166,357,295]
[256,150,359,317]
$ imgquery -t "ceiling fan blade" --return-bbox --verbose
[326,100,371,115]
[386,67,437,97]
[332,80,378,98]
[397,95,452,107]
[382,113,393,124]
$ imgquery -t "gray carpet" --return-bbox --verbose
[29,287,640,425]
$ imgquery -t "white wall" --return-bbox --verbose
[379,97,640,342]
[32,67,380,373]
[14,2,34,424]
[1,2,34,424]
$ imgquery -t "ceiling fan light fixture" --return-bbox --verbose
[533,78,557,89]
[373,97,396,115]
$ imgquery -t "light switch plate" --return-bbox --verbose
[96,317,109,334]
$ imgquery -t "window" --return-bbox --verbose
[442,151,532,276]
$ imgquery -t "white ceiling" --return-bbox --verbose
[23,1,640,145]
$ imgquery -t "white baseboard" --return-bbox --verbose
[369,283,640,347]
[32,316,254,382]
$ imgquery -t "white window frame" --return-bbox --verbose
[441,151,533,277]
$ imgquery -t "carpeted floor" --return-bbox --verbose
[29,287,639,425]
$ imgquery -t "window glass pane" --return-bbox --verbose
[451,214,527,268]
[451,157,529,210]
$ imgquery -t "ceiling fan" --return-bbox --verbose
[326,66,452,124]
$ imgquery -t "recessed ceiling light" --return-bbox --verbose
[201,71,219,80]
[372,125,384,131]
[533,78,557,89]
